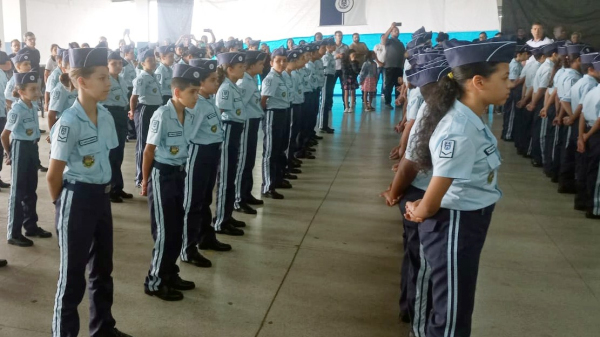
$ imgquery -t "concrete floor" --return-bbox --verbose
[0,97,598,336]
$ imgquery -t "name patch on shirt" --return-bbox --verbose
[207,113,217,119]
[57,126,69,142]
[22,118,34,124]
[484,145,497,156]
[79,136,98,146]
[168,131,183,137]
[439,140,455,158]
[221,90,229,100]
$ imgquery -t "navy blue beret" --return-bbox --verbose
[443,39,516,67]
[70,48,109,68]
[217,52,246,65]
[14,71,38,85]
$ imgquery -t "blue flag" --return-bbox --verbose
[320,0,367,26]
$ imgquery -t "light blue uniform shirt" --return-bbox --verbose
[570,75,598,111]
[0,71,7,118]
[430,100,502,211]
[557,68,582,102]
[154,63,173,96]
[261,69,290,110]
[5,99,41,140]
[146,100,194,166]
[406,87,424,121]
[532,59,554,93]
[102,74,130,108]
[132,70,163,105]
[49,85,78,118]
[581,85,600,127]
[121,60,137,88]
[217,77,246,123]
[282,71,294,106]
[314,59,325,87]
[187,95,224,145]
[50,100,118,184]
[405,103,432,191]
[4,76,16,102]
[236,72,264,119]
[291,70,305,104]
[305,61,319,91]
[45,67,62,93]
[524,61,541,89]
[322,52,336,75]
[508,58,523,81]
[548,67,565,96]
[300,68,312,93]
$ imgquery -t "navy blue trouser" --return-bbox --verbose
[320,74,335,129]
[530,100,546,164]
[0,117,5,173]
[53,181,115,337]
[543,104,560,178]
[7,139,39,239]
[288,104,302,165]
[262,109,286,193]
[214,121,244,229]
[584,130,600,215]
[235,117,261,207]
[145,163,186,291]
[502,84,521,141]
[298,93,313,151]
[134,104,159,185]
[419,205,495,337]
[280,107,292,175]
[105,106,128,193]
[181,143,220,260]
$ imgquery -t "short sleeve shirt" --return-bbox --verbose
[236,72,264,119]
[5,99,41,140]
[333,43,349,70]
[524,61,542,89]
[533,59,554,93]
[261,69,290,110]
[121,60,137,88]
[322,52,336,75]
[509,59,523,81]
[290,70,305,104]
[570,75,599,110]
[154,63,173,96]
[46,67,63,93]
[581,86,600,127]
[4,76,16,102]
[132,70,163,105]
[0,71,7,118]
[558,69,582,102]
[404,103,432,191]
[187,95,223,145]
[146,100,194,166]
[49,85,78,118]
[406,87,424,121]
[384,38,406,69]
[45,56,57,72]
[216,77,246,123]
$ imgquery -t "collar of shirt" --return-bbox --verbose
[269,68,283,79]
[165,99,192,123]
[453,100,485,131]
[223,77,242,96]
[72,99,111,127]
[244,72,257,85]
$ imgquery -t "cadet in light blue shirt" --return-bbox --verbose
[44,49,65,110]
[1,71,49,245]
[320,38,337,132]
[213,51,248,235]
[155,45,175,104]
[234,51,267,213]
[181,58,230,263]
[0,52,10,190]
[404,39,515,337]
[47,47,132,337]
[142,63,201,300]
[48,78,78,127]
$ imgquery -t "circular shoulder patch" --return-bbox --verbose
[193,71,199,78]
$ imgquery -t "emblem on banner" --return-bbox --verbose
[335,0,354,13]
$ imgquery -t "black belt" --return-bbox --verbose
[104,105,128,111]
[64,180,111,194]
[153,161,186,173]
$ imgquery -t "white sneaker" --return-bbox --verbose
[344,108,349,113]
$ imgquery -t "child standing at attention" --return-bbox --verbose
[1,72,52,247]
[360,51,378,111]
[130,49,163,187]
[342,49,360,113]
[155,45,175,104]
[142,63,202,301]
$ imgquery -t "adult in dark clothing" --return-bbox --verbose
[260,44,271,81]
[333,31,349,108]
[382,22,405,108]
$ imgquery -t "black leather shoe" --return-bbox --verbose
[39,129,46,134]
[531,160,542,167]
[284,173,298,180]
[399,311,410,323]
[292,158,303,165]
[312,135,323,140]
[306,147,317,152]
[289,168,302,174]
[119,190,134,199]
[25,227,52,238]
[277,180,292,189]
[38,165,48,172]
[96,327,133,337]
[169,275,196,291]
[305,153,316,159]
[144,284,183,301]
[308,140,318,146]
[574,204,586,211]
[110,194,124,203]
[182,249,212,268]
[0,259,7,267]
[558,186,576,194]
[320,128,334,134]
[199,238,232,251]
[8,235,33,247]
[263,190,284,199]
[245,195,264,205]
[0,180,10,188]
[234,203,257,215]
[229,217,247,228]
[216,223,245,236]
[585,211,600,219]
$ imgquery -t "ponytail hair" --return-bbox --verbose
[412,62,501,171]
[216,64,228,86]
[12,83,34,100]
[59,73,74,89]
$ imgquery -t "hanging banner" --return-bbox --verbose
[320,0,367,26]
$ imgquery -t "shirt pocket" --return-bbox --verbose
[165,132,185,155]
[22,118,36,136]
[77,137,102,170]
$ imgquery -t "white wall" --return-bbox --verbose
[2,0,22,47]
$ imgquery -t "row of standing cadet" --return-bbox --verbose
[501,41,600,219]
[381,29,517,337]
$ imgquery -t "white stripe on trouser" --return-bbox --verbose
[444,210,460,337]
[214,125,231,229]
[234,121,249,207]
[181,144,199,261]
[552,126,560,162]
[149,168,166,291]
[262,111,273,193]
[506,101,515,139]
[540,118,547,164]
[566,126,572,148]
[7,141,20,239]
[527,139,532,156]
[52,188,73,337]
[319,80,327,128]
[136,105,147,184]
[594,159,600,215]
[286,109,294,157]
[413,244,432,337]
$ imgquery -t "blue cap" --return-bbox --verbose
[216,51,246,65]
[176,42,185,48]
[407,36,428,50]
[531,48,543,57]
[224,39,239,49]
[286,50,301,61]
[271,47,287,57]
[593,61,600,72]
[407,46,425,58]
[56,48,67,59]
[417,52,444,66]
[408,55,418,67]
[138,49,155,62]
[172,64,203,83]
[189,58,218,73]
[245,51,267,63]
[412,27,426,39]
[62,50,70,64]
[566,44,594,56]
[293,47,305,55]
[107,50,126,62]
[541,43,558,56]
[14,71,38,85]
[515,45,529,53]
[0,51,9,64]
[187,45,206,58]
[324,38,336,46]
[406,62,451,87]
[248,39,261,47]
[443,39,516,67]
[12,49,31,64]
[581,52,600,64]
[557,47,567,56]
[70,48,109,68]
[158,45,175,55]
[211,40,224,51]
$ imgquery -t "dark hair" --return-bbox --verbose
[532,22,543,27]
[11,39,19,44]
[171,77,199,92]
[12,82,35,99]
[216,64,229,85]
[59,73,75,89]
[334,31,343,35]
[69,42,80,48]
[548,57,563,87]
[412,62,501,170]
[534,53,544,61]
[123,46,133,54]
[81,43,90,48]
[436,32,449,43]
[582,63,594,74]
[479,31,487,35]
[341,49,356,67]
[23,31,35,39]
[50,43,58,52]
